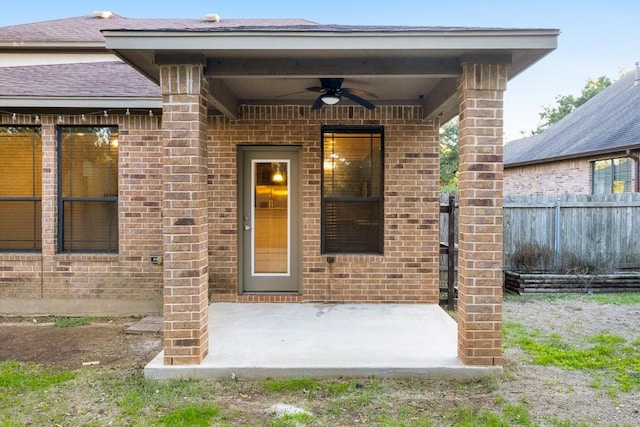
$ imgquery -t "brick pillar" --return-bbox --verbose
[456,62,507,366]
[160,64,209,365]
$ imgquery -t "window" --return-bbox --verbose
[592,158,633,194]
[59,126,118,252]
[0,126,42,251]
[321,126,383,253]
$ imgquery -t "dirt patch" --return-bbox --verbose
[0,318,161,371]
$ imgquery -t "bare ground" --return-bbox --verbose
[0,298,639,426]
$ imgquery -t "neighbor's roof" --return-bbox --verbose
[0,14,317,46]
[504,71,640,167]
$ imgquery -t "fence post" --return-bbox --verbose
[555,198,562,270]
[447,195,456,310]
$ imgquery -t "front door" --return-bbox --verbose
[239,146,300,293]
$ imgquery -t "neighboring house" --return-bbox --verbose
[504,69,640,196]
[0,12,558,369]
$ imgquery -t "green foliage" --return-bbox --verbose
[53,317,93,327]
[439,118,459,193]
[0,361,75,397]
[530,76,612,135]
[158,404,220,427]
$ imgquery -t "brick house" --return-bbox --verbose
[504,69,640,196]
[0,13,557,368]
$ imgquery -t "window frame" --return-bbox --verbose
[0,126,42,252]
[321,125,384,254]
[57,125,119,253]
[592,157,633,194]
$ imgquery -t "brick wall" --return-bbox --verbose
[208,105,441,303]
[0,113,164,316]
[456,62,507,367]
[1,103,442,315]
[504,158,592,195]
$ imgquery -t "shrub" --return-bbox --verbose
[560,252,616,275]
[510,242,554,273]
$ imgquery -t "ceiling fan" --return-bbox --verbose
[306,78,376,110]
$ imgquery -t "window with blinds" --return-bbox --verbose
[592,158,633,194]
[321,126,383,254]
[59,126,118,252]
[0,127,42,251]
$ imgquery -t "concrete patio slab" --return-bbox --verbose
[145,303,502,380]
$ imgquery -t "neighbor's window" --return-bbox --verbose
[59,126,118,252]
[592,158,633,194]
[0,126,42,251]
[321,126,383,253]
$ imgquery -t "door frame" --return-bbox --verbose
[237,145,302,294]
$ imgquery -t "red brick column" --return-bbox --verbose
[159,64,209,365]
[456,62,507,366]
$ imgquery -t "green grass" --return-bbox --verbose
[158,404,221,427]
[53,317,93,327]
[0,362,608,426]
[504,322,640,395]
[504,292,640,305]
[263,377,321,393]
[0,361,75,400]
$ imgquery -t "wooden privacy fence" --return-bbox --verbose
[439,193,640,300]
[503,193,640,271]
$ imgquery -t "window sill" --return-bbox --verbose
[54,253,119,263]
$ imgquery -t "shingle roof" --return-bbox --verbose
[504,71,640,167]
[0,14,318,44]
[0,13,548,45]
[0,61,159,97]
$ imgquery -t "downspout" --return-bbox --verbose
[626,149,639,192]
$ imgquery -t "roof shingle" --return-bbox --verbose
[0,61,159,98]
[504,71,640,167]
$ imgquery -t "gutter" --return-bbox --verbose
[505,144,640,169]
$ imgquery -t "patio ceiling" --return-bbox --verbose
[103,26,559,121]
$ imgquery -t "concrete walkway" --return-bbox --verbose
[145,303,502,379]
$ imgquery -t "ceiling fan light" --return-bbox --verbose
[321,94,341,105]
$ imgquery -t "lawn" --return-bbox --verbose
[1,293,639,426]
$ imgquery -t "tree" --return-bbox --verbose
[529,75,612,135]
[439,118,459,193]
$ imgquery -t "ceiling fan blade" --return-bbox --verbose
[342,87,378,99]
[305,86,324,93]
[277,89,311,98]
[340,89,375,110]
[311,95,325,110]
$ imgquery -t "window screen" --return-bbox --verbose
[59,126,118,252]
[321,126,383,253]
[0,127,42,251]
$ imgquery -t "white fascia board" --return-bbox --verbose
[104,30,558,53]
[0,96,161,109]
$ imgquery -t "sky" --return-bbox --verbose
[1,0,638,141]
